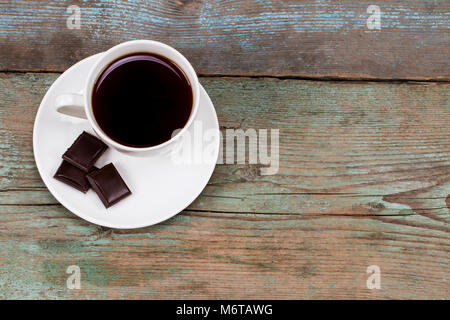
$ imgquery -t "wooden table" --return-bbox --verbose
[0,0,449,299]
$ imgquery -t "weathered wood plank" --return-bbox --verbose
[0,206,448,299]
[0,73,449,298]
[0,0,449,79]
[1,73,450,216]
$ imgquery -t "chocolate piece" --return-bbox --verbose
[62,131,107,172]
[87,163,131,208]
[54,161,98,193]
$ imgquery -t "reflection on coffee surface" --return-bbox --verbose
[92,53,193,148]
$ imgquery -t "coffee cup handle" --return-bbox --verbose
[55,93,88,119]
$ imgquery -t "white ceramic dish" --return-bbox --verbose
[33,53,219,229]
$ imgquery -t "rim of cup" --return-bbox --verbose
[84,40,200,152]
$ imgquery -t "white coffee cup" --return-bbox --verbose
[55,40,200,156]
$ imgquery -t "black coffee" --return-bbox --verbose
[92,53,193,148]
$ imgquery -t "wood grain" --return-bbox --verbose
[0,73,448,299]
[0,0,449,80]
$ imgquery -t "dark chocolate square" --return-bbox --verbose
[54,161,98,193]
[62,131,107,172]
[86,163,131,208]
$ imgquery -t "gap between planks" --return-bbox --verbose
[0,70,449,83]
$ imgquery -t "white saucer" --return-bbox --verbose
[33,53,219,229]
